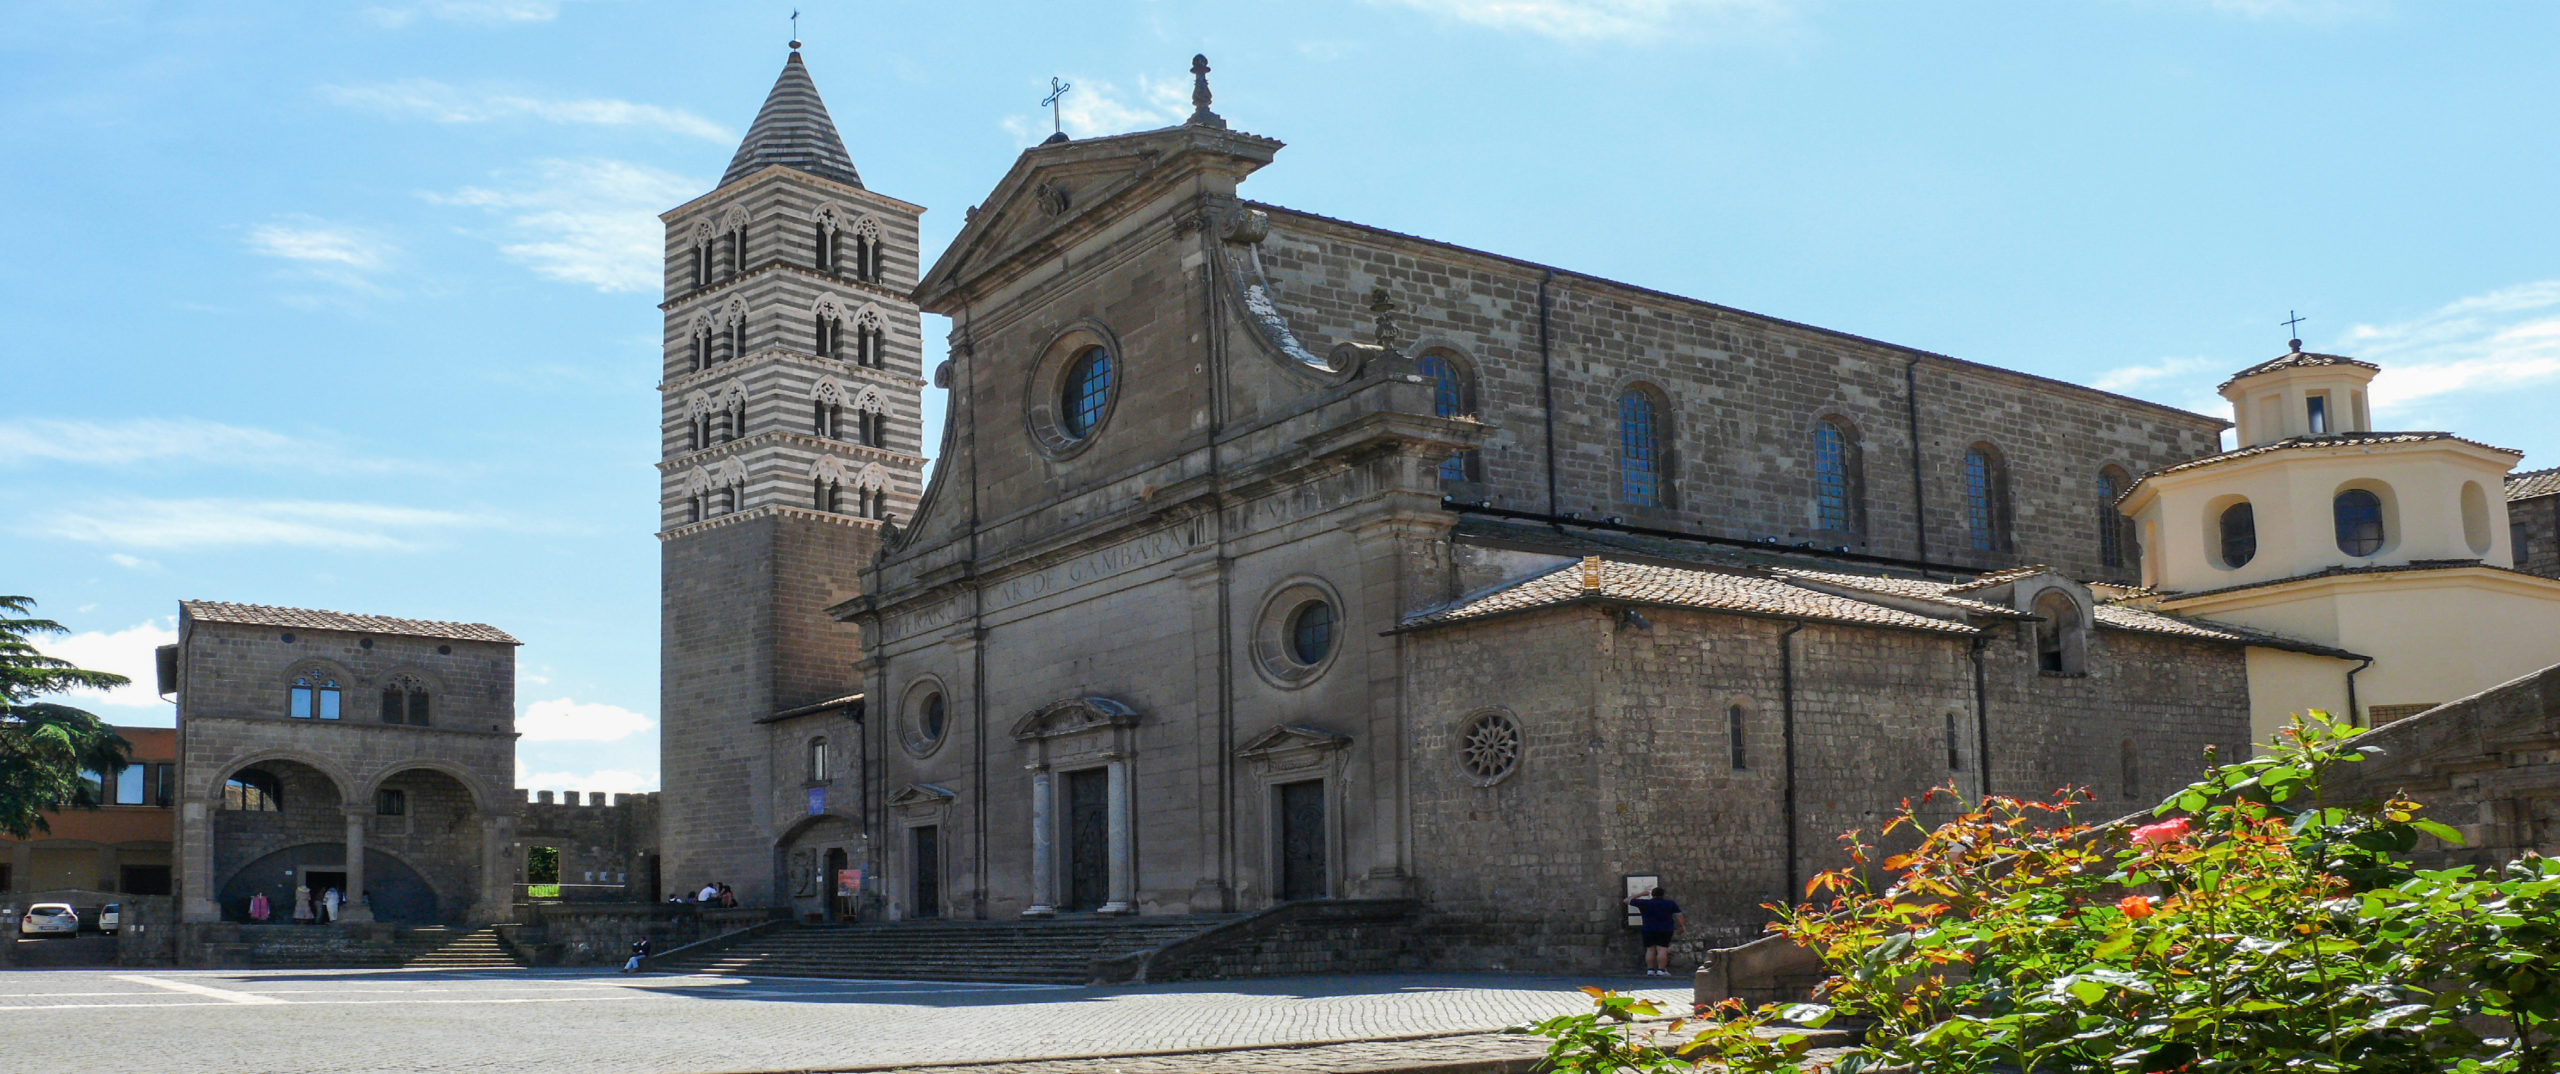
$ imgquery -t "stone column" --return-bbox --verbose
[1023,765,1056,916]
[337,809,372,923]
[1100,755,1136,915]
[178,797,219,922]
[479,812,517,925]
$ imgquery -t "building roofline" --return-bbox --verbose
[1250,202,2231,432]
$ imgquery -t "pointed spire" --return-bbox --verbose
[722,48,862,189]
[1187,54,1225,129]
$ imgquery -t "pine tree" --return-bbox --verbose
[0,596,135,838]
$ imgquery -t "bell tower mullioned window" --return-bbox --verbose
[657,45,934,903]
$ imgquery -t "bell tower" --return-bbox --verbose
[656,45,927,903]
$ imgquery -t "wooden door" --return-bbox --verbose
[910,826,940,918]
[1277,780,1327,902]
[1065,768,1110,911]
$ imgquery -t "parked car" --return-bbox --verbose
[98,903,121,935]
[18,903,78,937]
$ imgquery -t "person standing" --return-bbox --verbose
[322,886,343,924]
[248,891,271,922]
[1625,886,1684,977]
[292,883,315,925]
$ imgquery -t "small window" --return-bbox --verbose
[113,763,145,806]
[154,763,174,807]
[2306,394,2329,435]
[2120,739,2140,800]
[1061,346,1113,439]
[1946,711,1963,771]
[1287,601,1336,666]
[1964,445,2010,553]
[376,788,407,816]
[380,676,430,726]
[2097,467,2133,570]
[808,737,831,783]
[1813,419,1861,535]
[2335,489,2385,557]
[290,674,341,720]
[1618,388,1665,507]
[2219,502,2257,569]
[1726,704,1747,771]
[1417,353,1475,483]
[2034,591,2083,675]
[224,771,283,812]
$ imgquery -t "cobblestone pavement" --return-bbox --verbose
[0,968,1693,1074]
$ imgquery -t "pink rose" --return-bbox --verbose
[2131,817,2192,848]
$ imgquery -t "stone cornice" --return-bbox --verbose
[659,259,915,313]
[659,348,928,396]
[657,503,887,541]
[656,431,925,474]
[659,164,926,223]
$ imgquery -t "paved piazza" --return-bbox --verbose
[0,967,1688,1074]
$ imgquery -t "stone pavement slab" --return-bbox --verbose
[0,967,1693,1074]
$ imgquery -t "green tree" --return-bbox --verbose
[0,595,135,838]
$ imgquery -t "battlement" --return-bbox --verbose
[519,789,658,809]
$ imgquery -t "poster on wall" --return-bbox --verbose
[837,869,862,898]
[1623,874,1661,927]
[808,787,826,815]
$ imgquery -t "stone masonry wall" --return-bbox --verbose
[517,791,660,901]
[1252,206,2225,581]
[2513,492,2560,581]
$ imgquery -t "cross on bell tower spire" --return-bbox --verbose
[2282,310,2306,352]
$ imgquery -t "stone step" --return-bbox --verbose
[654,915,1243,983]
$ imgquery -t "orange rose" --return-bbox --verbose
[2118,895,2155,919]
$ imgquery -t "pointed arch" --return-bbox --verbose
[850,384,889,415]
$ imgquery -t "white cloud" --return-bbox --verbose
[321,79,730,142]
[515,766,657,796]
[427,158,701,292]
[107,553,160,571]
[1365,0,1788,42]
[245,215,395,292]
[2340,282,2560,420]
[1000,76,1190,142]
[518,697,653,742]
[0,417,423,475]
[365,1,563,28]
[36,497,484,551]
[37,619,177,711]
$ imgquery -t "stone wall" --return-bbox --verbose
[1252,206,2224,581]
[507,904,779,966]
[2322,662,2560,868]
[517,790,660,901]
[2513,491,2560,581]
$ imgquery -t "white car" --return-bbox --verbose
[18,903,78,937]
[98,903,121,935]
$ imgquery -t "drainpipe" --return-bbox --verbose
[1970,635,1992,799]
[1778,621,1805,904]
[2344,656,2374,728]
[1538,270,1559,516]
[1905,358,1929,562]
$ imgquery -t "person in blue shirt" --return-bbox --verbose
[1625,886,1684,977]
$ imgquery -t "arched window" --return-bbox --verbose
[729,315,748,362]
[289,673,341,720]
[813,311,840,360]
[808,738,830,782]
[1726,703,1747,771]
[726,221,747,278]
[223,770,283,812]
[1813,418,1862,536]
[2219,502,2257,568]
[2097,466,2133,570]
[2335,489,2385,556]
[1964,444,2010,553]
[1061,345,1113,439]
[813,220,833,272]
[1416,352,1475,483]
[379,674,429,726]
[2033,590,2084,675]
[690,325,710,372]
[1618,387,1666,507]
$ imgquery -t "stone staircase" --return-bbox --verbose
[653,915,1239,983]
[396,926,524,969]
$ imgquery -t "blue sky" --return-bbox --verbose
[8,0,2556,794]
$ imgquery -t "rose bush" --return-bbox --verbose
[1526,712,2560,1073]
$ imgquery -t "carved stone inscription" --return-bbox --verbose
[987,524,1201,611]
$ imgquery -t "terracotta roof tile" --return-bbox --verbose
[2216,349,2379,391]
[2093,603,2360,658]
[1402,559,1981,636]
[1766,568,2024,617]
[2509,466,2560,501]
[2132,431,2520,487]
[180,601,518,645]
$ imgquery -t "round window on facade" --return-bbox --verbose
[901,682,949,758]
[1060,346,1112,439]
[1457,710,1523,786]
[1252,579,1344,689]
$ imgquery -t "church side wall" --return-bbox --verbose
[660,517,782,902]
[1982,628,2253,816]
[1251,208,2223,580]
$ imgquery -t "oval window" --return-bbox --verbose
[2218,502,2257,569]
[1060,346,1112,439]
[922,692,947,743]
[1287,601,1335,666]
[2335,489,2385,557]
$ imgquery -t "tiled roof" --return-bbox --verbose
[722,51,862,189]
[1401,559,1983,636]
[1766,567,2025,617]
[2510,466,2560,501]
[2133,432,2519,485]
[179,601,518,645]
[2216,348,2379,390]
[1944,565,2052,593]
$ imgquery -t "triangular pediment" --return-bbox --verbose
[1236,724,1352,758]
[917,124,1281,311]
[885,783,955,808]
[1009,696,1142,741]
